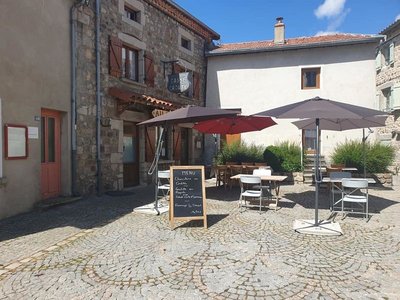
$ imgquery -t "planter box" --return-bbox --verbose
[353,172,392,187]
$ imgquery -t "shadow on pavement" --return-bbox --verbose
[0,185,155,242]
[174,214,229,229]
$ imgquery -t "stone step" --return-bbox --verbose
[35,196,82,210]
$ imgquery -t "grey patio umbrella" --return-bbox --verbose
[292,116,388,178]
[254,96,388,232]
[138,105,238,127]
[138,106,238,214]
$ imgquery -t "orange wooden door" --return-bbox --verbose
[41,109,61,199]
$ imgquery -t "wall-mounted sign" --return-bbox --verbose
[4,124,28,159]
[28,126,39,139]
[167,72,191,93]
[152,109,168,118]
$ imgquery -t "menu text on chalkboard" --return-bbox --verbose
[170,166,207,229]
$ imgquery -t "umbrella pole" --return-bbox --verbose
[363,129,366,178]
[315,118,320,226]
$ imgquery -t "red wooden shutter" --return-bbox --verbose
[145,127,155,162]
[173,128,181,163]
[109,36,122,77]
[193,72,200,100]
[144,52,155,87]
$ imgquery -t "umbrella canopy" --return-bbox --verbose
[292,116,387,131]
[254,96,387,119]
[193,115,277,134]
[253,96,388,232]
[138,106,238,127]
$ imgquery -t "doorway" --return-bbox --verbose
[302,129,320,154]
[41,109,61,199]
[123,121,139,187]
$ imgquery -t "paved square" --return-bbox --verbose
[0,181,399,299]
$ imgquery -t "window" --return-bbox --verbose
[122,45,139,82]
[301,68,320,89]
[181,37,191,51]
[382,42,394,66]
[124,5,140,23]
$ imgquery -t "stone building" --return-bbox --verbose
[0,0,218,219]
[75,0,219,194]
[376,19,400,173]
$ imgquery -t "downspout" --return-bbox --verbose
[95,0,102,195]
[0,98,3,179]
[70,0,89,196]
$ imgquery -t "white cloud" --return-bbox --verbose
[314,0,346,19]
[315,30,340,36]
[396,14,400,21]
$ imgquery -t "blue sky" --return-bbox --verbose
[174,0,400,43]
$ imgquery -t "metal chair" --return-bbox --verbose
[341,179,369,220]
[329,171,351,211]
[157,170,170,201]
[239,175,263,213]
[252,168,278,211]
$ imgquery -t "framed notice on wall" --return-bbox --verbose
[4,124,28,159]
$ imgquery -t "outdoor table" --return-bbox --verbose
[230,174,287,200]
[322,177,376,212]
[313,167,358,172]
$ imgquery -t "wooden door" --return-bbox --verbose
[123,122,139,187]
[41,109,61,199]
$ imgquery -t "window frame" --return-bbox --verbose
[181,37,191,51]
[122,44,139,82]
[124,5,140,23]
[301,67,321,90]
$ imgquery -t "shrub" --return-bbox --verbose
[332,140,395,173]
[263,141,302,172]
[215,141,264,164]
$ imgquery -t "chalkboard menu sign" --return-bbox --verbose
[170,166,207,229]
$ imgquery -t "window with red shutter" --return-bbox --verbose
[193,72,200,100]
[144,52,155,87]
[109,36,122,77]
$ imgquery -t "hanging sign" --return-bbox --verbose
[170,166,207,229]
[167,72,191,93]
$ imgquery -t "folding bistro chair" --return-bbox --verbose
[239,175,263,213]
[341,178,369,220]
[329,171,351,211]
[157,170,170,201]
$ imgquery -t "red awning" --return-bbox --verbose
[109,87,180,115]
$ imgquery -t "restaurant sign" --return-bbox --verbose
[167,72,191,93]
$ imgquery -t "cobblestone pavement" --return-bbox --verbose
[0,181,399,299]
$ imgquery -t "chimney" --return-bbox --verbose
[274,17,285,44]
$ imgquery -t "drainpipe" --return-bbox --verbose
[95,0,102,195]
[70,0,89,196]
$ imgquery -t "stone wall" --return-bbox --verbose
[376,23,400,174]
[75,0,213,194]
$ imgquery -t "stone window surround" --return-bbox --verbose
[178,27,194,56]
[118,32,146,84]
[119,0,145,32]
[300,66,321,90]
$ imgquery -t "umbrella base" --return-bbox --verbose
[293,219,342,236]
[133,201,169,215]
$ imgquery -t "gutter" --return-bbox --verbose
[206,36,383,57]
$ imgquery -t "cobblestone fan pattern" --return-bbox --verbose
[0,183,399,299]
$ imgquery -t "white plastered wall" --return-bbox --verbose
[206,43,378,162]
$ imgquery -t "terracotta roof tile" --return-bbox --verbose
[210,34,378,53]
